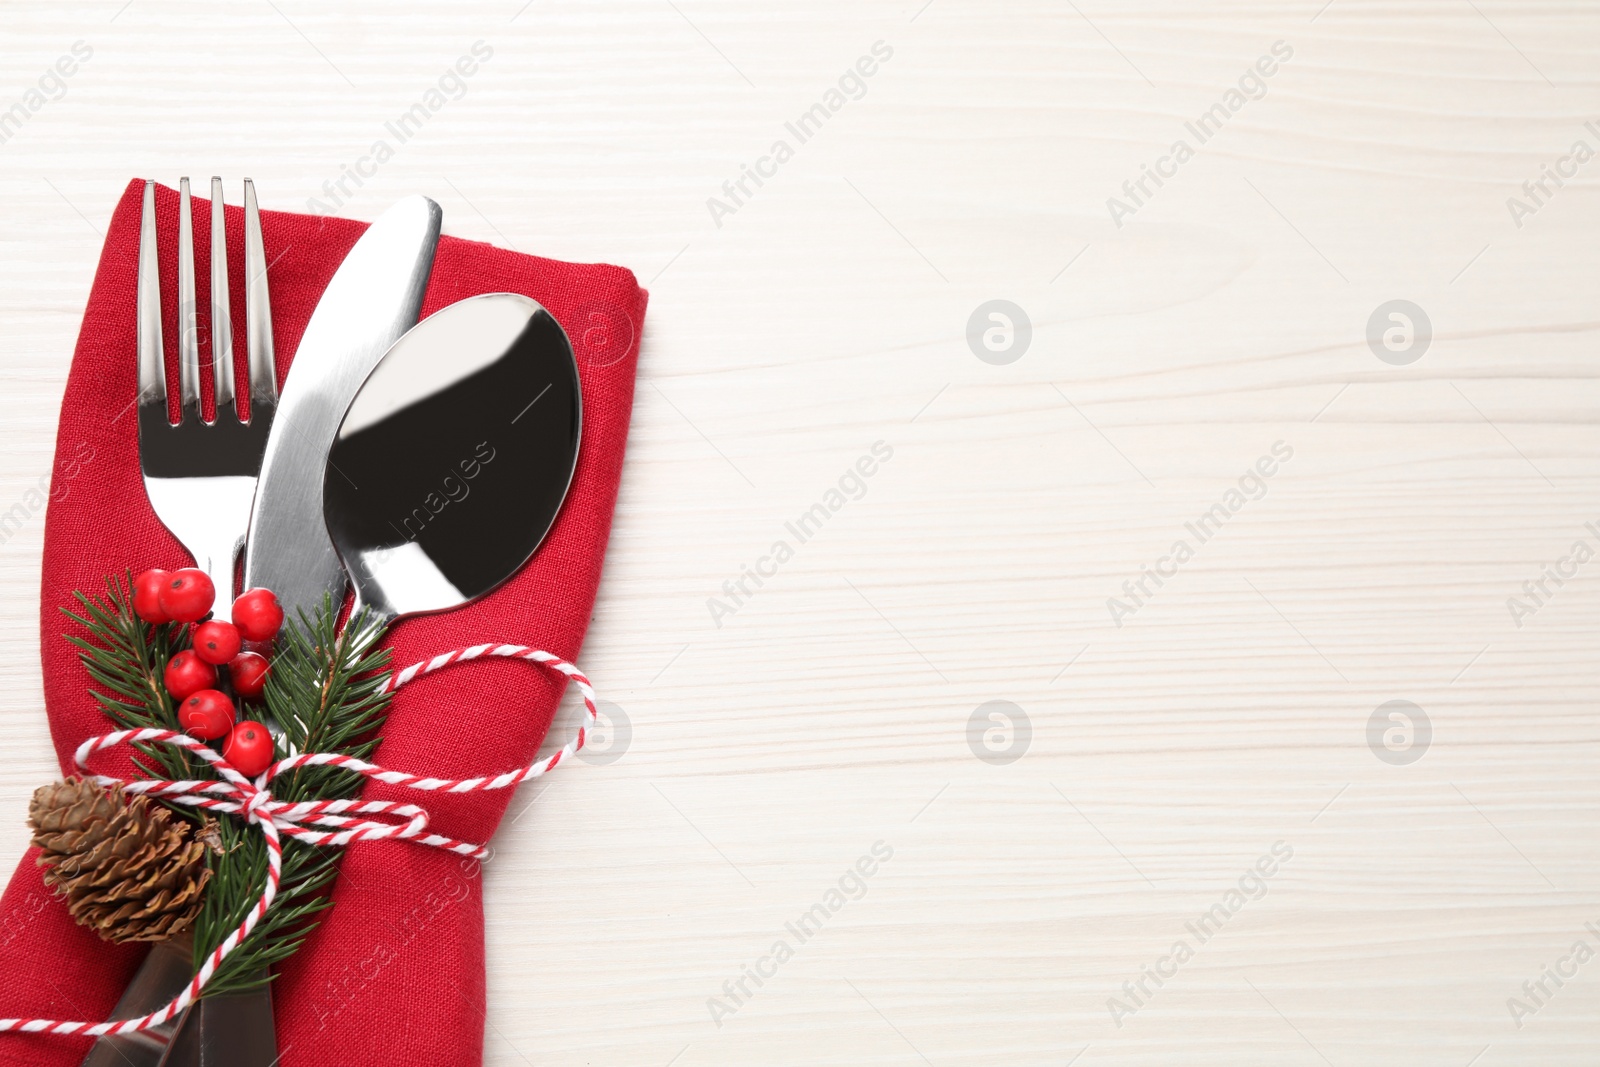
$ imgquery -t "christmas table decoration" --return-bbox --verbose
[3,572,600,1042]
[0,178,645,1067]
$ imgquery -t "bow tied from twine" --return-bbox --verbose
[0,643,598,1038]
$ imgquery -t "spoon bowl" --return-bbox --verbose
[322,292,582,627]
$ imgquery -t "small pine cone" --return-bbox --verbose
[29,777,212,943]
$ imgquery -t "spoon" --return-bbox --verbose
[323,291,582,628]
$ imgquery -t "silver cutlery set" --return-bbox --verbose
[87,178,584,1066]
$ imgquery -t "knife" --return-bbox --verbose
[243,194,442,622]
[163,197,442,1067]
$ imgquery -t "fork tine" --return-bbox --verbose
[137,180,165,409]
[243,178,277,408]
[177,177,201,416]
[210,176,236,419]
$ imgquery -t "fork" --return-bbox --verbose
[137,176,277,621]
[83,177,280,1067]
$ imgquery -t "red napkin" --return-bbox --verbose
[0,179,644,1066]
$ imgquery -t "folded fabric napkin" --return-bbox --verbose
[0,178,644,1066]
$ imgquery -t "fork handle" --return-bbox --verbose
[79,938,191,1067]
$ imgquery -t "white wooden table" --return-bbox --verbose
[3,2,1599,1063]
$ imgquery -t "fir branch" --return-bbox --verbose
[191,597,392,995]
[187,821,344,995]
[62,573,194,783]
[268,604,391,804]
[62,579,395,998]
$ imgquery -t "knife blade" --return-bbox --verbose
[243,194,442,621]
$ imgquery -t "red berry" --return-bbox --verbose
[230,652,270,700]
[224,720,274,778]
[159,569,215,624]
[178,689,236,740]
[133,569,171,623]
[164,650,217,700]
[192,620,242,665]
[232,589,285,642]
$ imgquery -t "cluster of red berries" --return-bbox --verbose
[133,568,285,777]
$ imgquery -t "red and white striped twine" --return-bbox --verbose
[0,644,597,1039]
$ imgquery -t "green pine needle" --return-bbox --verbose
[62,573,196,783]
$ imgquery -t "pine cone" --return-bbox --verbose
[29,777,211,943]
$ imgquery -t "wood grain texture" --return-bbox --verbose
[2,1,1599,1063]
